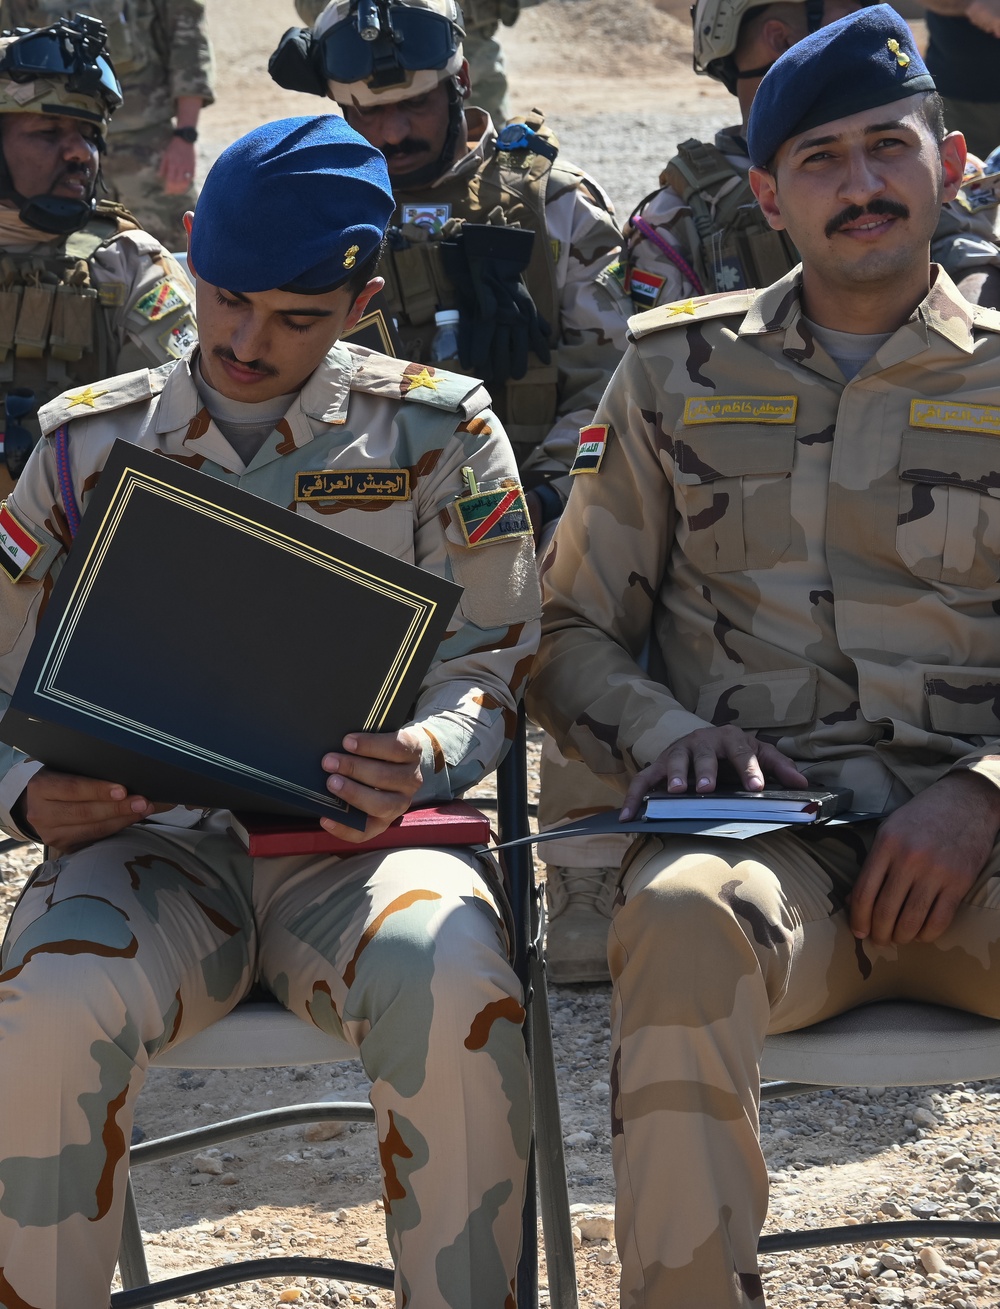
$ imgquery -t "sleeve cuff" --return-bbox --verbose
[0,759,43,840]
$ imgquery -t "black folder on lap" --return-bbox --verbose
[0,440,461,824]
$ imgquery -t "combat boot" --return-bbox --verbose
[543,864,617,984]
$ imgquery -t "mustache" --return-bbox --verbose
[212,345,278,379]
[381,138,432,159]
[825,198,910,239]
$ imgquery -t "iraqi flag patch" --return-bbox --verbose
[625,266,666,308]
[571,424,609,475]
[455,482,532,546]
[0,502,41,582]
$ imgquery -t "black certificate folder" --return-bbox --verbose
[1,440,462,823]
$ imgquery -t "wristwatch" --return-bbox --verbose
[172,126,198,144]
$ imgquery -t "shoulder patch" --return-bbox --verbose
[628,289,755,340]
[346,345,488,419]
[39,366,164,436]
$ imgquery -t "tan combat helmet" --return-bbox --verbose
[270,0,465,107]
[316,0,465,107]
[0,12,121,137]
[692,0,827,93]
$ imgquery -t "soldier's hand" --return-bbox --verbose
[160,135,196,195]
[22,769,167,855]
[850,772,1000,946]
[319,728,424,843]
[620,725,808,820]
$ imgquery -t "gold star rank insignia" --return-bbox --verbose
[666,299,698,317]
[405,368,440,392]
[65,386,108,409]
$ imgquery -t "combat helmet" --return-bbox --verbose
[270,0,468,184]
[693,0,830,93]
[0,12,122,233]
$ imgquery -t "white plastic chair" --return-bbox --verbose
[758,1000,1000,1253]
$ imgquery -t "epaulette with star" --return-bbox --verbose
[39,364,172,437]
[345,344,490,419]
[627,289,756,341]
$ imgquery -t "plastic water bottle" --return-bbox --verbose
[430,308,460,362]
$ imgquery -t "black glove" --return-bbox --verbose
[440,224,551,387]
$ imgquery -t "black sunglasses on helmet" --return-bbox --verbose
[320,3,459,86]
[0,14,122,114]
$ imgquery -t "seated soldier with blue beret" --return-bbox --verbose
[528,6,1000,1305]
[0,114,538,1309]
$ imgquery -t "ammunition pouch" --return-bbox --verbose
[659,139,799,294]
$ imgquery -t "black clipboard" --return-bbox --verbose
[0,441,461,823]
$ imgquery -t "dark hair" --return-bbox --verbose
[919,91,947,143]
[344,234,386,301]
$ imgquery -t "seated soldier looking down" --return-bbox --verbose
[0,114,538,1309]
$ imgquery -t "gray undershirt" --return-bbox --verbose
[194,357,297,467]
[803,319,894,381]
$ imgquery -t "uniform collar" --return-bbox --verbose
[153,342,355,472]
[739,264,977,378]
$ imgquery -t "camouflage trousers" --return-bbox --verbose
[610,821,1000,1309]
[0,818,529,1309]
[102,124,199,253]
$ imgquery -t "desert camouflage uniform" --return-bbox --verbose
[526,269,1000,1306]
[0,0,215,251]
[624,124,1000,308]
[0,343,539,1309]
[0,203,196,503]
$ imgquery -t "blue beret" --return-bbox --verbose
[190,116,394,293]
[747,5,936,169]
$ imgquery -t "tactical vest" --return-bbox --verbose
[378,111,562,455]
[656,138,799,295]
[0,201,138,499]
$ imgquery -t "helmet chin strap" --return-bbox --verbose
[734,0,826,87]
[392,76,465,192]
[0,146,97,236]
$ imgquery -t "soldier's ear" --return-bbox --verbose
[457,60,471,101]
[749,165,785,232]
[183,211,197,277]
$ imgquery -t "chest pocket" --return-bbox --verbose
[295,500,415,564]
[896,431,1000,589]
[672,425,796,573]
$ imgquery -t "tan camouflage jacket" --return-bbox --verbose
[526,268,1000,815]
[625,125,1000,309]
[390,109,629,501]
[0,345,540,836]
[0,0,216,134]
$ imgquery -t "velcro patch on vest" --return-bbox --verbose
[136,279,190,322]
[570,424,609,475]
[455,482,532,546]
[0,501,41,582]
[400,203,451,234]
[682,396,798,424]
[625,266,666,307]
[159,315,197,359]
[909,399,1000,435]
[295,469,411,502]
[98,281,126,308]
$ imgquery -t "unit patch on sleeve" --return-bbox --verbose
[294,469,411,502]
[455,480,532,546]
[159,315,197,359]
[570,423,609,475]
[135,279,190,322]
[0,501,41,582]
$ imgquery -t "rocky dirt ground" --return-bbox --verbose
[5,1,998,1306]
